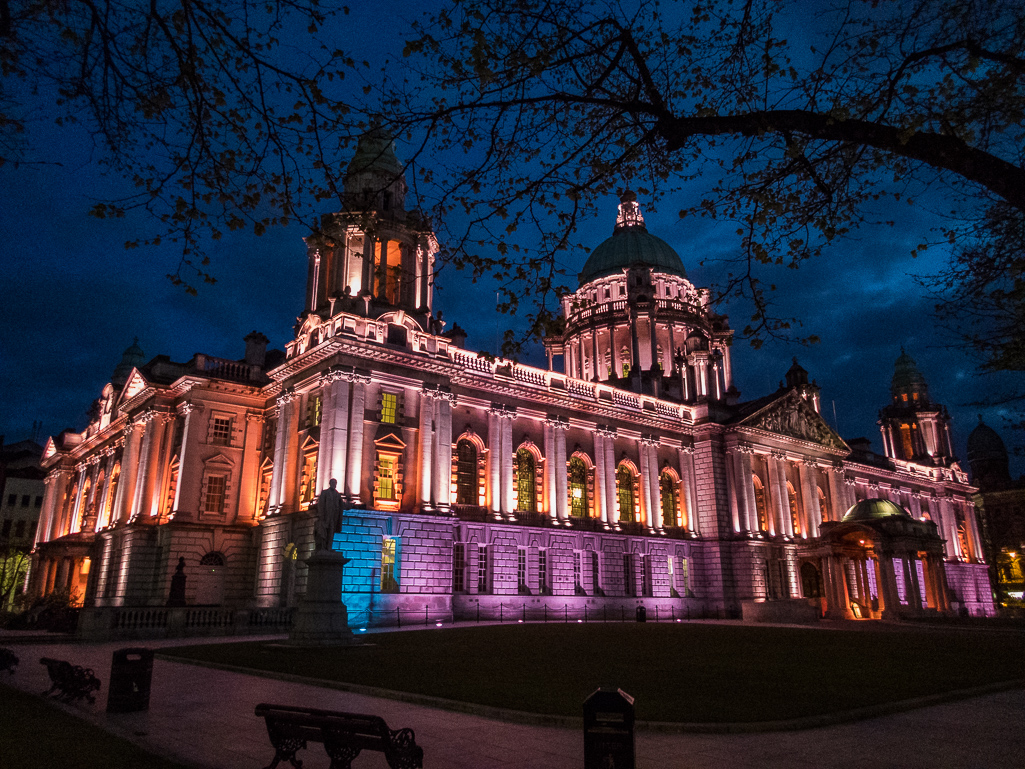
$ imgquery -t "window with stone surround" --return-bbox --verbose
[517,547,529,594]
[786,481,801,536]
[381,537,399,593]
[640,553,652,596]
[573,549,582,592]
[515,448,537,513]
[752,475,769,532]
[306,393,323,429]
[209,414,234,446]
[591,551,602,596]
[455,439,478,505]
[616,464,636,523]
[538,549,548,595]
[379,391,399,424]
[660,472,678,527]
[298,436,319,510]
[453,543,466,592]
[678,556,690,597]
[623,552,635,596]
[818,486,830,522]
[477,545,489,593]
[203,475,227,515]
[569,457,588,517]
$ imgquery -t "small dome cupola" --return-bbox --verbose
[890,347,929,404]
[111,337,145,387]
[785,357,809,388]
[577,191,687,286]
[343,127,408,215]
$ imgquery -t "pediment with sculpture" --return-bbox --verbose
[741,392,848,451]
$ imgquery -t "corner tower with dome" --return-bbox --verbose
[29,148,996,636]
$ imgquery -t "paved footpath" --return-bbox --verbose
[3,633,1023,769]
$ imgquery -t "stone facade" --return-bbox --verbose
[29,134,996,625]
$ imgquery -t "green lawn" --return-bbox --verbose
[161,623,1025,723]
[0,684,192,769]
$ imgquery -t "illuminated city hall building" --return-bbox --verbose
[29,133,996,632]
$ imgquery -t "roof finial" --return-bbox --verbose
[615,189,645,231]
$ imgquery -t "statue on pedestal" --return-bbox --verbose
[312,478,344,552]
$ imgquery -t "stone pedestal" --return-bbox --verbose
[289,550,354,646]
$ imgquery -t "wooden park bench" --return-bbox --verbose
[39,657,101,704]
[254,703,423,769]
[0,647,18,675]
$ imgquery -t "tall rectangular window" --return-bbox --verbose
[623,553,635,597]
[306,394,323,428]
[678,556,689,596]
[380,392,398,424]
[517,547,528,593]
[477,546,489,593]
[381,537,399,593]
[641,554,652,597]
[378,456,395,500]
[573,550,582,591]
[591,551,601,595]
[453,543,466,592]
[538,549,548,594]
[204,476,226,514]
[211,417,232,446]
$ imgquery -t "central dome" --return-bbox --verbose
[578,193,687,286]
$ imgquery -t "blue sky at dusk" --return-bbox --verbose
[0,1,1020,478]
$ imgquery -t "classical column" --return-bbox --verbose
[909,490,923,519]
[767,452,790,538]
[963,498,985,561]
[593,427,611,525]
[80,458,102,532]
[544,418,558,520]
[638,438,655,532]
[433,391,454,511]
[603,427,617,529]
[37,470,64,544]
[69,464,89,534]
[501,410,516,518]
[904,555,923,610]
[646,439,663,530]
[487,406,502,519]
[418,387,437,511]
[345,373,370,504]
[95,450,117,529]
[113,420,143,525]
[678,446,698,536]
[328,371,352,494]
[170,403,195,518]
[237,412,264,522]
[129,410,161,522]
[799,460,821,538]
[316,371,338,494]
[554,418,568,523]
[267,393,293,513]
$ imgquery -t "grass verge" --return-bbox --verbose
[161,622,1025,723]
[0,684,192,769]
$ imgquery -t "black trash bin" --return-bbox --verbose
[635,605,647,622]
[107,647,154,713]
[583,687,635,769]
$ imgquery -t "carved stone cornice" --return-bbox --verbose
[245,411,264,423]
[770,450,788,462]
[640,433,660,447]
[543,414,568,429]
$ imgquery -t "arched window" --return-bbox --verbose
[752,475,768,532]
[515,449,536,512]
[787,481,801,536]
[455,439,477,505]
[199,551,226,567]
[660,473,677,527]
[818,486,830,522]
[569,457,588,517]
[617,465,635,523]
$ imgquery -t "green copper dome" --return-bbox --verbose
[891,348,927,396]
[345,128,403,179]
[841,498,913,523]
[578,193,686,286]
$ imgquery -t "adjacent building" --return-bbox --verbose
[28,133,996,631]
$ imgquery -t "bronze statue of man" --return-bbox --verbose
[312,478,344,551]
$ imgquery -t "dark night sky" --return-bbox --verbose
[1,1,1021,479]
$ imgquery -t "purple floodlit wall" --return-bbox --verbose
[944,562,997,617]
